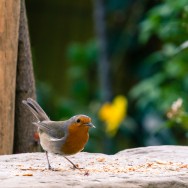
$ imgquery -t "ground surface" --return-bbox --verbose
[0,145,188,187]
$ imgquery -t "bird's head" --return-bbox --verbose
[71,115,95,128]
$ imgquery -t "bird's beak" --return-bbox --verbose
[86,122,96,128]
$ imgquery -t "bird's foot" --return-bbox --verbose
[47,165,56,171]
[71,164,84,171]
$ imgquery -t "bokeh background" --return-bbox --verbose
[25,0,188,154]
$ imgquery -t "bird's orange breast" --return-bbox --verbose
[61,123,89,155]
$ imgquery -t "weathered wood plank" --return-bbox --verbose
[0,0,20,154]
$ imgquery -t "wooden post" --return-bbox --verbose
[14,0,37,153]
[0,0,20,154]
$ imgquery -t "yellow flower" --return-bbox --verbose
[99,95,128,137]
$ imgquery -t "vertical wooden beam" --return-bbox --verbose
[14,0,37,153]
[0,0,20,154]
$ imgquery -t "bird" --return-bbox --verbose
[22,98,95,170]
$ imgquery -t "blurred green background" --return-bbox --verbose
[25,0,188,154]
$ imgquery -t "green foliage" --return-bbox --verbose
[67,41,98,67]
[132,0,188,111]
[66,40,98,104]
[130,0,188,145]
[140,0,188,43]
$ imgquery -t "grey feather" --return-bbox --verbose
[22,98,49,121]
[22,98,67,139]
[33,121,66,139]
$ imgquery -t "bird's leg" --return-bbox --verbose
[45,151,52,170]
[63,156,83,170]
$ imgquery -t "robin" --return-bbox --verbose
[22,98,95,170]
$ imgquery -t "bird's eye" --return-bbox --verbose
[76,119,81,123]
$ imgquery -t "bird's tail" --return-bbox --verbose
[22,98,49,121]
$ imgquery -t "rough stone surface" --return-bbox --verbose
[0,145,188,187]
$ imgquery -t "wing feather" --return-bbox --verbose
[34,121,66,139]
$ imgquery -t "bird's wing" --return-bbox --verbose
[33,121,66,139]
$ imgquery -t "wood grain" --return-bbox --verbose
[0,0,20,154]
